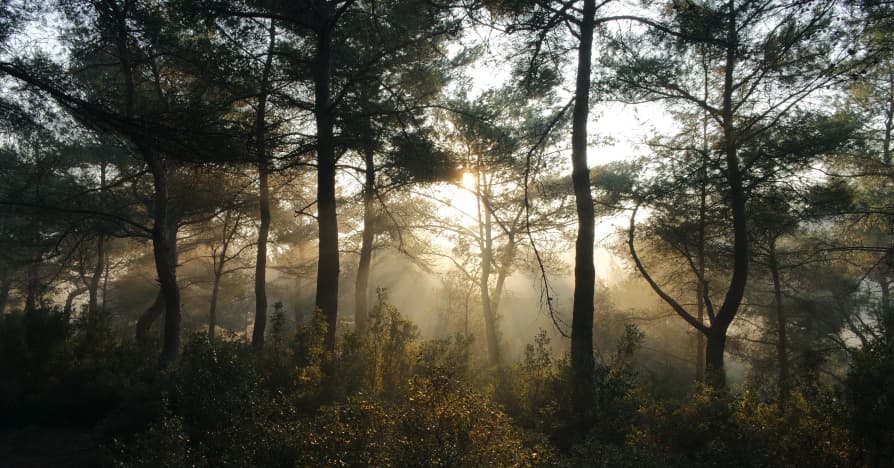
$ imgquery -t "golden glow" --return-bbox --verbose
[461,171,476,190]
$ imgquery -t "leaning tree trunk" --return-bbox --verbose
[570,0,597,425]
[64,287,88,316]
[314,25,340,353]
[354,145,375,335]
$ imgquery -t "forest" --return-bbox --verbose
[0,0,892,466]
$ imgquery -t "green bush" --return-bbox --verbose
[847,339,894,465]
[293,377,544,467]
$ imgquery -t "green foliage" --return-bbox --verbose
[360,289,419,397]
[114,335,303,467]
[294,377,540,467]
[624,386,858,468]
[498,328,641,448]
[0,307,151,430]
[335,290,419,399]
[848,340,894,463]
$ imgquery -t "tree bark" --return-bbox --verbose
[355,145,375,335]
[570,0,597,423]
[314,23,340,353]
[252,21,276,349]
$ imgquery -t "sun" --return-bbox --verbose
[461,171,476,190]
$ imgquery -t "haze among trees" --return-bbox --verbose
[0,0,892,466]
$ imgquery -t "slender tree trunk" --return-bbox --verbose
[88,162,107,337]
[475,159,501,367]
[769,238,790,404]
[355,146,375,335]
[209,270,221,341]
[479,237,500,367]
[314,25,340,353]
[696,78,709,384]
[146,154,181,367]
[253,22,276,349]
[102,250,109,315]
[696,282,706,382]
[136,291,164,343]
[570,0,597,423]
[296,241,306,330]
[24,261,38,314]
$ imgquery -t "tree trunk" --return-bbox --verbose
[136,291,165,343]
[24,261,39,314]
[696,50,710,385]
[314,25,340,353]
[769,239,790,404]
[696,281,707,383]
[146,154,181,367]
[570,0,597,424]
[209,269,222,341]
[706,0,749,389]
[479,240,500,367]
[705,328,727,386]
[252,21,276,349]
[88,162,107,337]
[355,145,375,335]
[102,250,109,315]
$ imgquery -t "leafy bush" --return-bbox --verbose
[847,339,894,465]
[292,377,544,467]
[625,385,857,468]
